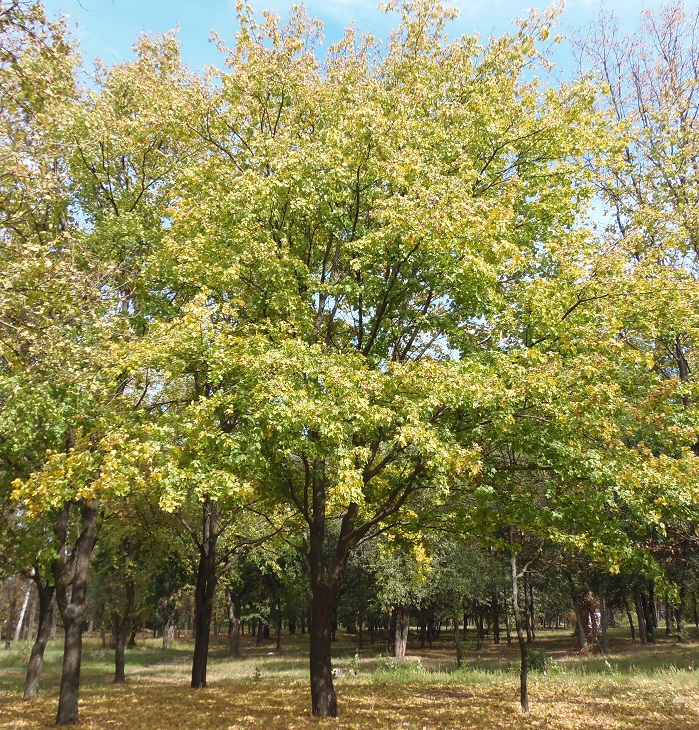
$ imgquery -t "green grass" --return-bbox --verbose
[2,627,699,728]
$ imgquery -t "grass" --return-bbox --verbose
[2,627,699,728]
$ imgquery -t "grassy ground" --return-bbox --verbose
[2,627,699,728]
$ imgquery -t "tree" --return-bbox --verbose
[141,0,630,716]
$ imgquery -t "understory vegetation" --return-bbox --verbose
[3,630,699,729]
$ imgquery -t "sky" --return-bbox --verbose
[41,0,675,72]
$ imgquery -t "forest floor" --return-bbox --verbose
[2,627,699,729]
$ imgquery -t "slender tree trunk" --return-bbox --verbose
[511,554,529,713]
[475,601,483,650]
[54,498,100,726]
[665,596,672,635]
[113,612,128,684]
[427,606,435,648]
[523,573,532,644]
[676,584,686,644]
[492,592,500,645]
[454,614,463,668]
[599,579,609,654]
[113,547,135,684]
[640,585,654,643]
[276,599,283,652]
[24,577,55,700]
[14,583,32,643]
[622,593,636,640]
[226,588,240,658]
[529,585,536,642]
[504,593,512,646]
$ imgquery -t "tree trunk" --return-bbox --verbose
[389,605,409,659]
[475,601,483,650]
[634,584,648,645]
[113,612,128,684]
[572,599,588,651]
[454,614,463,668]
[665,596,672,635]
[523,573,532,644]
[54,498,100,726]
[528,584,536,642]
[640,585,654,643]
[492,592,500,645]
[162,616,175,650]
[676,583,686,644]
[504,593,512,646]
[113,547,135,684]
[276,600,283,652]
[14,583,32,643]
[622,593,636,640]
[226,587,240,658]
[510,554,529,713]
[24,577,55,700]
[191,496,220,689]
[310,586,337,717]
[599,579,609,654]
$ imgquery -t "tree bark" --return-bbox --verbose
[492,592,500,645]
[226,587,240,658]
[504,593,512,646]
[510,553,529,713]
[54,498,100,726]
[389,605,409,659]
[276,599,283,652]
[599,579,609,654]
[454,614,463,668]
[523,573,532,644]
[24,575,55,700]
[622,593,636,640]
[634,584,648,645]
[191,496,220,689]
[310,585,337,717]
[572,598,588,651]
[676,583,686,644]
[14,583,32,643]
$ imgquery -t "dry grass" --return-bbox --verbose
[2,629,699,729]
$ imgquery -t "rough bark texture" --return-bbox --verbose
[191,496,220,689]
[310,586,337,717]
[54,499,100,726]
[24,576,55,700]
[388,605,409,659]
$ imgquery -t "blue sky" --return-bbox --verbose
[42,0,673,72]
